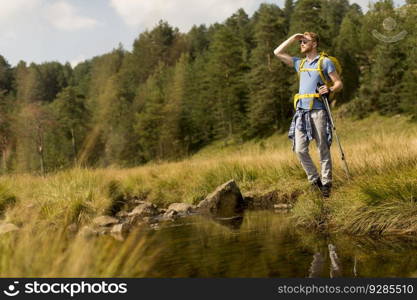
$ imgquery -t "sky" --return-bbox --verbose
[0,0,406,67]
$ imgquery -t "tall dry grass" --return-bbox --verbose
[0,113,415,276]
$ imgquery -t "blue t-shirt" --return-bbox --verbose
[292,55,336,110]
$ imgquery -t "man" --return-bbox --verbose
[273,32,343,197]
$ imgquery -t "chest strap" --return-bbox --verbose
[293,93,321,109]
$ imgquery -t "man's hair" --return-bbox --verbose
[303,32,319,47]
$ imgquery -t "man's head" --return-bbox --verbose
[300,32,319,54]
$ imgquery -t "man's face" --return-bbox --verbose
[300,37,315,53]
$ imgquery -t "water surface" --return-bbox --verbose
[129,211,417,278]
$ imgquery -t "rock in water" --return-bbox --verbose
[162,203,196,221]
[197,180,245,217]
[167,203,195,215]
[111,223,131,234]
[127,202,159,226]
[128,202,159,218]
[92,216,119,227]
[79,226,99,238]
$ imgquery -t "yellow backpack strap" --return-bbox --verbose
[293,94,298,109]
[293,93,321,109]
[297,58,307,81]
[318,54,331,87]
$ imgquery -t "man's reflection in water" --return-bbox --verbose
[308,252,325,277]
[329,244,342,278]
[308,244,345,277]
[353,256,358,277]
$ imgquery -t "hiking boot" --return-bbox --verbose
[311,178,323,190]
[321,183,332,198]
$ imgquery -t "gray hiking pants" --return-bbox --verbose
[294,109,332,185]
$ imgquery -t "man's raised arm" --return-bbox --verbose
[273,33,305,67]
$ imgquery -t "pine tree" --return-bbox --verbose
[359,1,405,115]
[134,64,168,161]
[184,53,215,150]
[370,42,405,114]
[283,0,295,32]
[398,2,417,117]
[49,87,90,166]
[15,63,44,103]
[225,8,255,64]
[207,24,249,140]
[0,56,12,93]
[334,6,363,103]
[38,62,69,102]
[79,48,125,166]
[187,25,210,59]
[159,54,190,159]
[0,91,14,172]
[321,0,350,42]
[247,3,293,137]
[289,0,331,49]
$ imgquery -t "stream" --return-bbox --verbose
[120,211,417,277]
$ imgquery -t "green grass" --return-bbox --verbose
[0,112,416,276]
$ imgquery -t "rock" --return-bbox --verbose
[167,203,195,215]
[134,200,147,205]
[242,195,254,209]
[245,190,280,210]
[162,209,179,221]
[274,203,293,210]
[110,232,125,241]
[159,209,167,214]
[161,203,195,221]
[79,226,99,238]
[245,190,301,210]
[126,214,142,226]
[92,216,119,227]
[115,211,129,218]
[111,223,131,235]
[128,202,159,218]
[67,223,78,233]
[127,214,158,226]
[0,223,19,234]
[197,180,245,217]
[150,223,160,230]
[143,216,159,224]
[97,227,112,235]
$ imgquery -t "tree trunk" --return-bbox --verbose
[37,126,45,176]
[38,145,45,176]
[71,127,77,164]
[1,150,5,174]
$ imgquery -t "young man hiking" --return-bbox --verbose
[273,32,343,197]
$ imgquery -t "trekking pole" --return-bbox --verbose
[318,85,351,180]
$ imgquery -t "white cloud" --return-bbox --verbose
[45,1,98,31]
[0,0,43,29]
[0,0,42,20]
[109,0,260,32]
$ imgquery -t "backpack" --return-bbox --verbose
[293,52,342,109]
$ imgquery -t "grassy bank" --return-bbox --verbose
[0,113,416,276]
[1,113,416,233]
